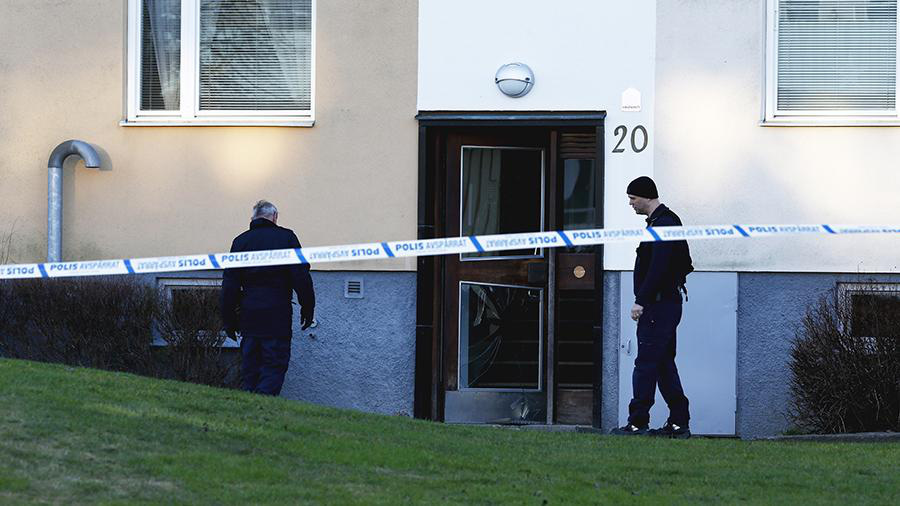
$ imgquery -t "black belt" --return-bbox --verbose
[654,290,683,302]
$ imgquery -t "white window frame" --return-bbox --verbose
[764,0,900,125]
[124,0,316,127]
[154,277,240,348]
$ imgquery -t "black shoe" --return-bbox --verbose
[648,422,691,439]
[610,424,648,436]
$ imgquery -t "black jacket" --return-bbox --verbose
[634,204,688,306]
[221,218,315,338]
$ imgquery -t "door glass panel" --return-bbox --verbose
[459,283,542,390]
[461,147,543,259]
[562,159,596,252]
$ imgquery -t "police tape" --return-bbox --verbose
[0,224,898,280]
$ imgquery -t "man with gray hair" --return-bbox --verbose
[221,200,316,396]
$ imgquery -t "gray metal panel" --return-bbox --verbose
[601,271,621,432]
[445,390,546,424]
[618,272,737,435]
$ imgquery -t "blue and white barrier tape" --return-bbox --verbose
[1,224,897,280]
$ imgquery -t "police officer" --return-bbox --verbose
[612,176,692,438]
[221,200,315,396]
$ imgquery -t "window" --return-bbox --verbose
[765,0,899,123]
[458,282,543,390]
[459,146,545,260]
[559,132,598,254]
[126,0,315,126]
[155,278,239,347]
[838,282,900,340]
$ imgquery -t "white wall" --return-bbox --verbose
[654,0,900,273]
[418,0,658,269]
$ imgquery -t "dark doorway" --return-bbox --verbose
[414,112,605,427]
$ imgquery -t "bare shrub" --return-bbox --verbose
[0,226,12,264]
[0,276,238,390]
[0,226,16,344]
[0,281,22,356]
[790,284,900,433]
[156,286,238,388]
[0,278,158,375]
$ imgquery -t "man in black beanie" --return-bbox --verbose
[612,176,693,438]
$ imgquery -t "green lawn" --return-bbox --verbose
[0,359,897,505]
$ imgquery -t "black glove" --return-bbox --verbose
[225,328,238,342]
[300,307,315,330]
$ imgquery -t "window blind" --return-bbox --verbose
[199,0,312,111]
[777,0,897,111]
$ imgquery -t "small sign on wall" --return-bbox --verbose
[621,88,641,112]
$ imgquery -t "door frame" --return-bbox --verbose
[413,111,607,427]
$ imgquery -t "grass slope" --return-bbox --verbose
[0,358,898,505]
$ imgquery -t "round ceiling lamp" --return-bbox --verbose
[495,63,534,98]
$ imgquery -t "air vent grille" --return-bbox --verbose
[559,133,596,159]
[344,278,364,299]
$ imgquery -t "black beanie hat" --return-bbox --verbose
[626,176,658,199]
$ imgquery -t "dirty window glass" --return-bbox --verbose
[459,283,541,389]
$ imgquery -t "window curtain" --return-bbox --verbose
[143,0,181,110]
[462,148,502,238]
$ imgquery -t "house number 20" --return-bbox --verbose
[612,125,648,154]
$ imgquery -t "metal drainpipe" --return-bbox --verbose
[47,140,101,262]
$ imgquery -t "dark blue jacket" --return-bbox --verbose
[634,204,688,306]
[221,218,315,338]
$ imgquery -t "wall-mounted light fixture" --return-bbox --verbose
[495,63,534,98]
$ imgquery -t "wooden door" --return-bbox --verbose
[442,130,550,423]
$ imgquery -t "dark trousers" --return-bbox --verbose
[240,335,291,396]
[628,300,690,427]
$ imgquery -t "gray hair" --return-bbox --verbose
[252,200,278,220]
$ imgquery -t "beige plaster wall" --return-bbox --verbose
[654,0,900,273]
[0,0,418,271]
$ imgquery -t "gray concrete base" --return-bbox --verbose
[149,269,417,417]
[149,268,899,437]
[486,424,599,434]
[602,270,900,439]
[282,271,416,416]
[757,432,900,443]
[737,272,900,439]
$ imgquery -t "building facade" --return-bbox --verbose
[417,0,899,438]
[1,0,898,437]
[0,0,421,416]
